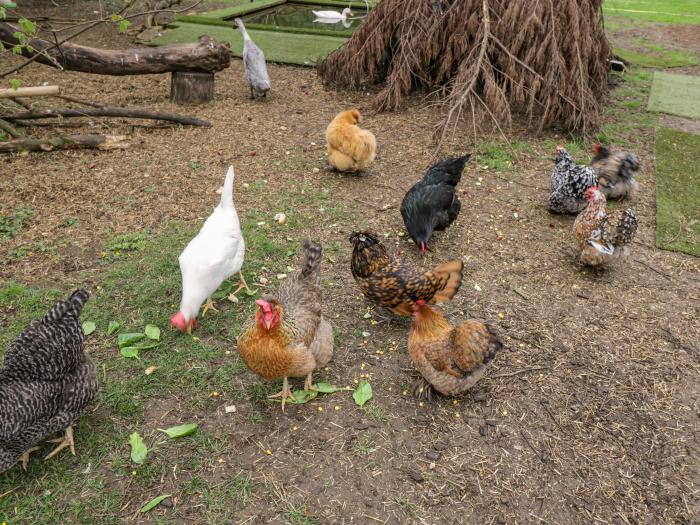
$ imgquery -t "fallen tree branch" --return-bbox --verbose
[0,118,23,138]
[0,1,205,78]
[2,106,211,127]
[0,86,60,98]
[0,134,129,153]
[0,23,230,76]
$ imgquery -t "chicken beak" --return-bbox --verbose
[420,241,426,257]
[263,318,273,330]
[186,323,193,335]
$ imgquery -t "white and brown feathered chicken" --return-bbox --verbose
[0,289,99,473]
[171,166,249,333]
[590,143,640,200]
[573,186,638,267]
[234,18,271,99]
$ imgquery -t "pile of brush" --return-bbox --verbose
[318,0,611,143]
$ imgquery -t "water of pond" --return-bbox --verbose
[240,3,367,33]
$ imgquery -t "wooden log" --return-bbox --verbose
[0,86,60,98]
[0,24,230,75]
[171,71,214,104]
[0,134,129,154]
[1,107,211,127]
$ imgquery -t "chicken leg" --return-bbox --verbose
[304,372,315,392]
[231,271,253,296]
[411,378,434,402]
[19,446,40,470]
[268,376,296,411]
[44,426,75,460]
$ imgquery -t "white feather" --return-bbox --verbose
[177,166,245,322]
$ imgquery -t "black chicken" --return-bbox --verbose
[0,289,99,473]
[400,154,471,255]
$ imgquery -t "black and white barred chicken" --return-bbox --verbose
[548,146,598,214]
[0,289,99,473]
[590,143,640,200]
[573,186,638,267]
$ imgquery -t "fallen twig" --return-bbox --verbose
[0,134,129,153]
[0,117,23,138]
[2,107,211,127]
[0,86,60,98]
[489,366,549,379]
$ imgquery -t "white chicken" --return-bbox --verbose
[170,166,249,333]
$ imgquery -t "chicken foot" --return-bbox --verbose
[201,297,219,317]
[410,378,434,402]
[19,446,40,470]
[230,271,253,296]
[44,426,75,460]
[268,376,296,411]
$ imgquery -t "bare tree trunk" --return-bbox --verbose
[0,24,230,75]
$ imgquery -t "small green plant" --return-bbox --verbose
[108,231,148,256]
[0,207,33,240]
[285,503,320,525]
[352,437,375,455]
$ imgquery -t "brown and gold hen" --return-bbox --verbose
[573,186,638,267]
[408,300,501,399]
[349,231,463,316]
[236,240,333,410]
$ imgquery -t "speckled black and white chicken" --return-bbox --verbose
[548,146,598,214]
[590,143,640,200]
[0,289,99,473]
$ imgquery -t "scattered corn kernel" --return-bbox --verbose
[498,312,505,319]
[402,390,408,395]
[264,449,272,455]
[292,426,299,431]
[131,470,137,476]
[455,413,461,418]
[211,391,220,397]
[334,405,340,411]
[419,402,424,407]
[317,406,324,412]
[218,458,225,464]
[452,399,458,405]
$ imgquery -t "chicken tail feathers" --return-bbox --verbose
[300,240,322,278]
[484,324,503,364]
[426,154,471,186]
[430,259,464,304]
[45,288,89,323]
[220,166,235,209]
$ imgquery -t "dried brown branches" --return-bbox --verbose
[318,0,611,145]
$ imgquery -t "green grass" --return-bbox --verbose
[0,177,342,522]
[655,128,700,257]
[150,21,348,66]
[648,72,700,120]
[614,40,698,68]
[285,503,321,525]
[603,0,700,25]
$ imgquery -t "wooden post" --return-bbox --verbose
[0,86,60,98]
[170,71,215,105]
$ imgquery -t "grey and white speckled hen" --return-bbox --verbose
[548,146,598,214]
[0,289,99,473]
[234,18,271,99]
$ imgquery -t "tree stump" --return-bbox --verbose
[170,71,215,104]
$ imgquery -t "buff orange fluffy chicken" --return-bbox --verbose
[236,241,333,410]
[573,186,638,267]
[325,109,376,173]
[349,231,463,316]
[408,301,501,399]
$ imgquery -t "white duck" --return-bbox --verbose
[170,166,250,334]
[312,6,353,20]
[234,17,271,99]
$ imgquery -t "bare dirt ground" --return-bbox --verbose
[1,3,699,524]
